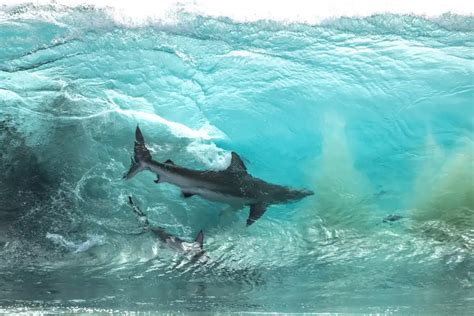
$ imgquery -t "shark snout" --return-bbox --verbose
[291,189,314,200]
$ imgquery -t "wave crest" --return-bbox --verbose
[1,1,472,32]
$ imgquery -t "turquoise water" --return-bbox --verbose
[0,4,473,313]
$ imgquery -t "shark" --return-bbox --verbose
[127,196,205,258]
[124,126,314,225]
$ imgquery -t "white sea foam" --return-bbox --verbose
[0,0,471,25]
[115,108,226,140]
[186,141,231,170]
[46,232,105,253]
[105,90,226,140]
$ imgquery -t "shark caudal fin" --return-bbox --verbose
[194,230,204,249]
[123,125,153,179]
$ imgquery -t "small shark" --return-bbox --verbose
[127,196,205,257]
[124,126,314,225]
[382,214,403,223]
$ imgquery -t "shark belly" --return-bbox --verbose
[187,187,253,205]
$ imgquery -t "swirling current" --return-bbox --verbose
[0,4,473,314]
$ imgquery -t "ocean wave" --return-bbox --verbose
[0,2,472,312]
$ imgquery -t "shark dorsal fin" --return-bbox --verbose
[195,230,204,249]
[226,152,247,173]
[164,159,175,165]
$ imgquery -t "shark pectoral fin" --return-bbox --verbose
[247,203,267,226]
[164,159,175,165]
[195,230,204,249]
[182,191,195,198]
[226,152,248,174]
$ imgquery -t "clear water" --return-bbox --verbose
[0,3,473,314]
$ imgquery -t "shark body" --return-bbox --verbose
[124,126,313,225]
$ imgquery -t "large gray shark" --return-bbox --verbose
[128,196,205,257]
[124,126,314,225]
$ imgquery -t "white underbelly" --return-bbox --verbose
[156,169,254,205]
[189,187,252,205]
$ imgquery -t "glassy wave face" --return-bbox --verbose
[0,4,473,313]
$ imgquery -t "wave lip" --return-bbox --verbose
[1,0,472,25]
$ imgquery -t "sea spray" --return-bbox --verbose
[411,135,474,242]
[308,113,377,231]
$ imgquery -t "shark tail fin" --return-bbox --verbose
[123,125,152,179]
[195,230,204,249]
